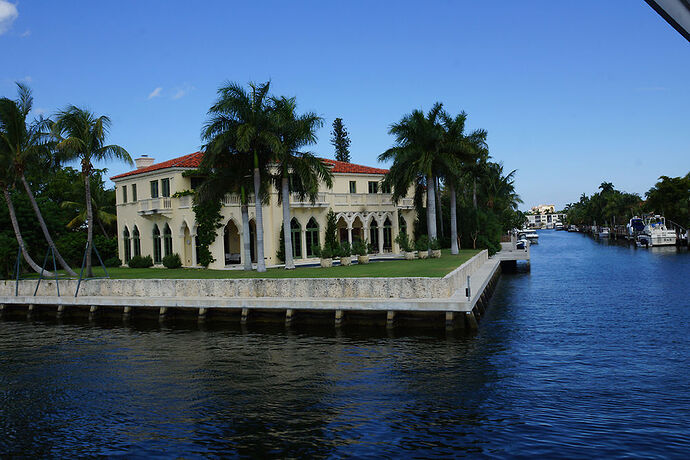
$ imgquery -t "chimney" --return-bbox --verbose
[135,155,155,169]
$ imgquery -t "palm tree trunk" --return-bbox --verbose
[20,174,77,276]
[436,176,444,241]
[426,174,437,257]
[3,186,50,275]
[473,178,477,209]
[98,220,109,238]
[253,154,266,273]
[450,182,459,255]
[84,172,94,277]
[281,176,295,270]
[241,187,252,271]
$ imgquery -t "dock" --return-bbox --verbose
[0,246,529,331]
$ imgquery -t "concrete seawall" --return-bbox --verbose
[0,249,516,330]
[1,251,489,300]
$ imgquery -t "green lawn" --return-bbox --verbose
[20,249,479,280]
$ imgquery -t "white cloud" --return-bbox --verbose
[0,0,18,35]
[20,28,29,37]
[147,86,163,99]
[172,83,194,100]
[20,75,31,83]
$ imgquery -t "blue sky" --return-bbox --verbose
[1,1,688,210]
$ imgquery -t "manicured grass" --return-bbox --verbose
[21,249,479,280]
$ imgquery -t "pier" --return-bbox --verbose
[0,246,529,331]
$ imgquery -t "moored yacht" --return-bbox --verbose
[637,215,677,247]
[598,227,610,238]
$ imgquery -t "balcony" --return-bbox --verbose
[290,192,328,207]
[138,198,172,216]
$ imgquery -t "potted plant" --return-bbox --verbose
[395,233,416,260]
[353,240,369,264]
[339,241,352,266]
[430,238,442,258]
[318,245,333,268]
[415,235,429,259]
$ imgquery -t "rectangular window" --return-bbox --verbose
[132,184,137,202]
[368,181,378,194]
[381,182,391,194]
[150,180,159,198]
[161,178,170,197]
[349,181,357,194]
[121,185,127,203]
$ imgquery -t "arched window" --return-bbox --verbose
[290,218,302,259]
[398,214,407,237]
[369,220,379,252]
[123,227,131,263]
[153,224,162,263]
[163,224,173,257]
[306,217,319,257]
[383,217,393,252]
[132,226,141,257]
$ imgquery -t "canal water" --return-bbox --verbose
[1,231,689,458]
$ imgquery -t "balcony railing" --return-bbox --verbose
[290,192,328,207]
[138,198,172,216]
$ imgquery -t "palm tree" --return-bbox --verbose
[52,107,131,276]
[379,103,444,256]
[439,110,483,255]
[203,81,277,272]
[0,84,76,275]
[194,142,269,271]
[270,96,332,269]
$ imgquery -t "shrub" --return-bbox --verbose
[415,235,429,251]
[367,241,377,254]
[395,232,413,252]
[128,255,153,268]
[339,241,351,257]
[320,246,334,259]
[103,256,122,268]
[352,240,367,256]
[430,238,441,250]
[162,253,182,269]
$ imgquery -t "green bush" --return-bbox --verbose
[367,242,376,254]
[128,255,153,268]
[352,240,367,256]
[103,256,122,268]
[319,245,333,259]
[415,235,429,251]
[162,253,182,269]
[339,241,351,257]
[395,232,413,252]
[430,238,441,250]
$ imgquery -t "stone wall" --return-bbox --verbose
[1,250,488,300]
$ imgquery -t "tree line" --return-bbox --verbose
[564,175,690,229]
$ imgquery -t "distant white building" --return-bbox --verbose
[526,212,565,229]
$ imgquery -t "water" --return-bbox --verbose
[1,231,689,458]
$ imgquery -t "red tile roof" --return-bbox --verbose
[111,152,388,180]
[111,151,204,180]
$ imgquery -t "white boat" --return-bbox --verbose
[568,225,578,232]
[627,217,645,239]
[555,223,564,231]
[636,215,676,247]
[598,227,610,238]
[523,230,539,244]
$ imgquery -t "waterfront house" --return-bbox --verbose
[111,152,417,268]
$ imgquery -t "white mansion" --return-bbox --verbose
[111,152,417,269]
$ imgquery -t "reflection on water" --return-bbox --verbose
[1,231,689,457]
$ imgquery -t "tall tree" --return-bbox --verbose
[203,81,276,272]
[0,127,47,275]
[271,96,333,269]
[379,103,444,256]
[330,118,351,163]
[0,83,76,275]
[52,107,131,276]
[439,110,482,255]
